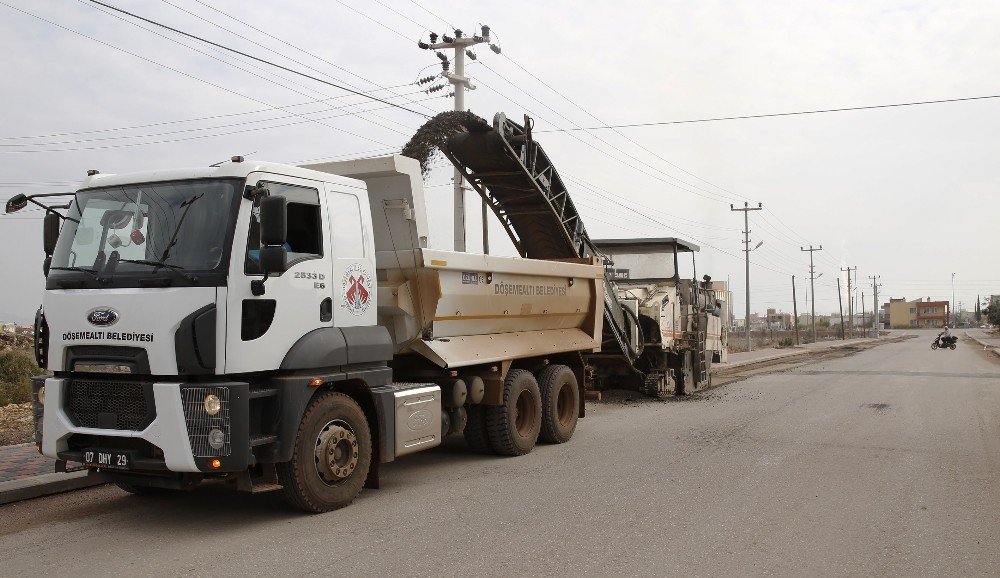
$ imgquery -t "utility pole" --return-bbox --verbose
[801,245,823,342]
[837,277,846,340]
[951,272,956,325]
[841,266,857,337]
[869,275,880,338]
[419,26,496,252]
[731,202,763,351]
[792,275,800,345]
[861,291,866,336]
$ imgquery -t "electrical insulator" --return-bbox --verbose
[429,32,438,43]
[481,24,490,38]
[466,50,477,60]
[446,92,454,98]
[417,41,429,50]
[490,43,501,54]
[436,51,447,62]
[442,34,454,43]
[442,61,450,71]
[454,29,463,38]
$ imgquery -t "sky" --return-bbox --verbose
[1,0,998,324]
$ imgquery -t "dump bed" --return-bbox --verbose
[302,155,605,369]
[377,248,604,367]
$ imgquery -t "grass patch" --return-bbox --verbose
[0,349,41,405]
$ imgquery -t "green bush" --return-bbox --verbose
[0,349,41,405]
[777,337,794,348]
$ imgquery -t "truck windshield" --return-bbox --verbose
[50,179,242,285]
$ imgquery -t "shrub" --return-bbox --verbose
[0,349,41,405]
[777,337,794,348]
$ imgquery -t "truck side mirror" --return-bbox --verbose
[251,195,287,297]
[43,212,60,255]
[259,195,287,246]
[259,245,287,274]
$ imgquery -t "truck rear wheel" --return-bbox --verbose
[464,405,494,454]
[277,391,372,513]
[537,364,579,444]
[486,369,542,456]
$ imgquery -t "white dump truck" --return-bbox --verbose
[11,154,605,512]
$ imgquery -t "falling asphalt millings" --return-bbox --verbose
[401,110,491,175]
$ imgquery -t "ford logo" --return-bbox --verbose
[87,308,120,327]
[406,409,432,431]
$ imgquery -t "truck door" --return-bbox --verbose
[324,182,376,327]
[225,173,333,374]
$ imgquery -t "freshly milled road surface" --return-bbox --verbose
[3,330,999,575]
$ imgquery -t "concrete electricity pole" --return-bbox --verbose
[731,202,763,351]
[951,272,956,325]
[792,275,800,345]
[837,277,846,340]
[841,266,857,337]
[419,26,496,252]
[801,245,823,342]
[869,275,880,338]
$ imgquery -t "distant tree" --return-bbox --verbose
[817,318,830,328]
[985,302,1000,326]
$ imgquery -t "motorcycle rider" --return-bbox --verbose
[937,325,952,346]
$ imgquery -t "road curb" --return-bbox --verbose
[964,331,1000,358]
[0,471,107,505]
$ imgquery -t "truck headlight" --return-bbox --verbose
[204,394,221,415]
[208,428,226,450]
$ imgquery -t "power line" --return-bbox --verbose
[535,94,1000,132]
[186,0,438,116]
[85,0,430,117]
[0,2,410,151]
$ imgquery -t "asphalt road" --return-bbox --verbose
[3,330,999,576]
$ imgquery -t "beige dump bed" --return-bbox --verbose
[303,155,605,369]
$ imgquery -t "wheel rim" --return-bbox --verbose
[556,382,575,427]
[514,389,537,437]
[313,419,359,486]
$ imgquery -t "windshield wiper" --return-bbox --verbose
[49,266,100,278]
[118,259,198,282]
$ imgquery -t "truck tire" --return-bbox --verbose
[277,391,371,513]
[485,369,542,456]
[537,364,579,444]
[464,405,494,454]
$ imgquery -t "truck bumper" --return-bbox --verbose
[39,377,249,474]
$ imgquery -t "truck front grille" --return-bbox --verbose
[65,379,155,431]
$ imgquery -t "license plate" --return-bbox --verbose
[83,449,132,470]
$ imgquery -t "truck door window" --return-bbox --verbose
[246,182,323,274]
[328,192,364,258]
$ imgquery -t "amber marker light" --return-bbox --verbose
[309,378,324,387]
[210,459,222,469]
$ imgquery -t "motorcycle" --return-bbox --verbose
[931,334,957,350]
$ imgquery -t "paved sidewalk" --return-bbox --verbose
[965,329,1000,357]
[0,443,103,505]
[0,443,54,483]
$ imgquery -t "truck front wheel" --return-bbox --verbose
[537,364,579,444]
[486,369,542,456]
[278,391,372,513]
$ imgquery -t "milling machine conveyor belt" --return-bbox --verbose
[444,113,640,368]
